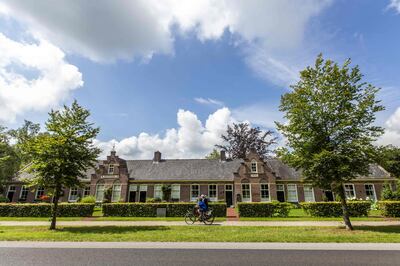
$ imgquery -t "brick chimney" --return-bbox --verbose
[220,150,226,161]
[153,151,162,163]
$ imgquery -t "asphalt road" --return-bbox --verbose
[1,248,399,266]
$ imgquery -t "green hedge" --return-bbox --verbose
[237,202,291,217]
[0,203,95,217]
[102,203,227,217]
[378,201,400,217]
[300,201,371,217]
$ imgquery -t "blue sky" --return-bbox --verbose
[0,0,400,159]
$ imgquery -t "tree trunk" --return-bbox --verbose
[337,185,354,231]
[50,185,61,230]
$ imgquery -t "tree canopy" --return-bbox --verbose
[0,125,20,195]
[374,145,400,178]
[216,122,276,159]
[205,149,220,159]
[276,54,384,230]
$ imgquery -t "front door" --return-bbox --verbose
[324,190,334,201]
[139,191,147,202]
[7,186,16,202]
[129,191,136,202]
[225,184,233,206]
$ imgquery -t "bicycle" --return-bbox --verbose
[185,207,215,225]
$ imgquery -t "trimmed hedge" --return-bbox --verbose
[378,201,400,217]
[0,203,95,217]
[300,201,371,217]
[237,202,291,217]
[102,203,227,217]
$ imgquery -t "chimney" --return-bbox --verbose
[220,150,226,161]
[111,143,116,156]
[153,151,162,163]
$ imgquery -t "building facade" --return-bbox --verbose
[5,150,396,206]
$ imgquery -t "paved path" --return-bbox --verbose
[1,220,400,227]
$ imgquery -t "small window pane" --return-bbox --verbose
[154,184,163,200]
[69,187,78,201]
[96,184,105,202]
[242,184,251,202]
[35,187,45,199]
[251,161,257,173]
[260,184,269,201]
[209,185,217,200]
[20,186,29,200]
[171,185,180,200]
[287,184,298,202]
[344,184,355,199]
[191,185,199,201]
[112,183,122,202]
[303,185,315,202]
[364,184,376,201]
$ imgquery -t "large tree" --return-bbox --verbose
[24,101,100,230]
[276,55,384,230]
[374,145,400,178]
[8,120,40,165]
[0,126,20,195]
[205,149,220,159]
[216,122,276,159]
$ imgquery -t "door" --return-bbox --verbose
[129,191,137,202]
[225,184,233,206]
[324,190,334,201]
[139,191,147,202]
[7,186,16,202]
[276,184,285,202]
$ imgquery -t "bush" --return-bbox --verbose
[80,196,96,204]
[102,203,227,217]
[237,202,291,217]
[0,203,95,217]
[0,196,9,203]
[378,201,400,217]
[300,201,371,217]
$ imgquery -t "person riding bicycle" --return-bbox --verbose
[198,194,208,221]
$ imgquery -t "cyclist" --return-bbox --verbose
[198,194,208,221]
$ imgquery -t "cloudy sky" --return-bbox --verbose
[0,0,400,159]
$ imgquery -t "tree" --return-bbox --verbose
[0,126,20,195]
[216,122,276,159]
[374,145,400,178]
[205,149,220,159]
[276,55,384,230]
[24,101,100,230]
[8,120,40,165]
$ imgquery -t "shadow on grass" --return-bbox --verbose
[56,226,170,234]
[354,226,400,234]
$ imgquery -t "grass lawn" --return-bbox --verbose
[1,225,400,242]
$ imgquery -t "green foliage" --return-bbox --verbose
[0,203,95,217]
[216,122,277,159]
[80,196,96,204]
[8,120,40,165]
[0,196,9,203]
[301,202,371,217]
[0,126,20,194]
[381,182,396,200]
[146,197,161,203]
[161,184,172,202]
[102,203,227,217]
[374,145,400,178]
[378,201,400,217]
[237,202,291,217]
[103,187,112,203]
[205,149,220,159]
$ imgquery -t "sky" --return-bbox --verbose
[0,0,400,159]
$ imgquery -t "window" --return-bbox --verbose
[83,186,91,197]
[154,184,163,200]
[344,184,356,199]
[171,184,180,201]
[209,184,217,201]
[95,182,105,202]
[108,164,115,174]
[303,185,315,202]
[225,184,233,191]
[242,184,251,202]
[364,184,376,201]
[35,187,45,199]
[8,186,16,192]
[112,181,122,202]
[287,184,298,202]
[260,183,269,201]
[19,186,29,200]
[251,160,258,173]
[68,187,78,202]
[191,184,199,201]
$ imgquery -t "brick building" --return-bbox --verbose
[5,150,395,206]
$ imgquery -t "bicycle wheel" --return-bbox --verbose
[203,213,215,225]
[185,212,196,225]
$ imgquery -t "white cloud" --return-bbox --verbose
[0,33,83,123]
[378,107,400,146]
[194,97,224,107]
[1,0,332,86]
[388,0,400,13]
[95,107,234,159]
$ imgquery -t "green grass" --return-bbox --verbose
[1,225,400,242]
[240,208,395,221]
[0,217,85,221]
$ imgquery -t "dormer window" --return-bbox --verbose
[108,164,114,174]
[251,160,258,173]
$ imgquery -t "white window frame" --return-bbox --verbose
[208,184,218,201]
[83,186,91,197]
[111,182,122,202]
[108,164,115,174]
[303,185,315,202]
[287,184,298,202]
[344,184,356,200]
[364,183,376,201]
[260,183,270,202]
[250,160,258,173]
[171,184,180,201]
[241,183,251,202]
[139,185,148,192]
[68,187,79,202]
[225,184,233,191]
[19,185,29,200]
[190,184,200,201]
[95,183,105,202]
[35,186,45,199]
[7,186,16,201]
[154,184,163,200]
